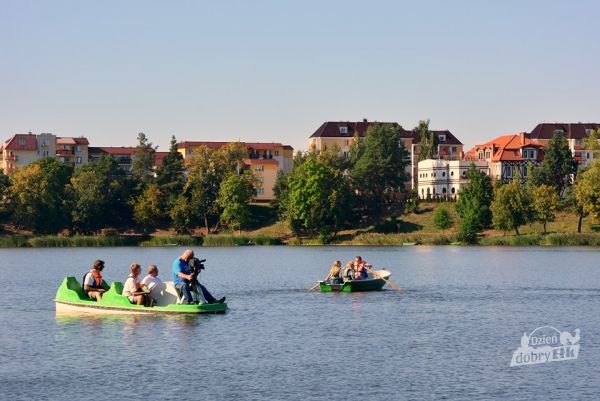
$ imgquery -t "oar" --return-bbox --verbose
[367,267,402,291]
[308,282,321,292]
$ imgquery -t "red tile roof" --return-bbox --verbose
[154,151,168,166]
[3,134,38,151]
[468,133,544,162]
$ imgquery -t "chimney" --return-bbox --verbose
[363,118,367,123]
[520,132,526,145]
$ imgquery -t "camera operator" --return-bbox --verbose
[171,249,226,304]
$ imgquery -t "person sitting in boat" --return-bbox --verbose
[141,264,162,300]
[325,260,342,284]
[83,259,107,301]
[352,256,372,280]
[172,250,225,304]
[123,263,151,306]
[340,261,355,282]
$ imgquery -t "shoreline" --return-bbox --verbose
[1,232,600,248]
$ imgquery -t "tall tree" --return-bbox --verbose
[575,160,600,223]
[9,158,73,233]
[0,170,9,219]
[531,184,560,234]
[156,135,184,194]
[285,155,353,235]
[537,130,577,197]
[491,177,531,235]
[416,119,438,161]
[218,172,256,232]
[455,164,494,242]
[131,132,156,188]
[71,155,133,230]
[350,123,409,210]
[132,183,164,233]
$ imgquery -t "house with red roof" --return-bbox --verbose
[0,132,53,174]
[56,136,89,167]
[465,132,545,183]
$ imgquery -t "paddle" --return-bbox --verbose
[308,282,321,292]
[366,267,403,291]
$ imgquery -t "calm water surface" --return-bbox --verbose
[0,246,599,401]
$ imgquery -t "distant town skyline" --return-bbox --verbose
[2,0,599,153]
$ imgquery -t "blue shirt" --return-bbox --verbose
[172,258,190,284]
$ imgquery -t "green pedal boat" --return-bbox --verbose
[319,269,392,293]
[55,277,228,315]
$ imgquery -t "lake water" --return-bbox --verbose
[0,246,599,401]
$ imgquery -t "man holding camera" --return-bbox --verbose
[171,249,225,304]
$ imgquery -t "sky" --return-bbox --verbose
[1,0,599,152]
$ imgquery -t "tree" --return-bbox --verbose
[350,123,409,210]
[455,164,494,242]
[218,172,256,232]
[575,160,600,223]
[432,207,454,233]
[8,158,73,233]
[491,178,531,235]
[416,119,438,161]
[71,155,133,231]
[582,129,600,160]
[184,143,248,233]
[131,132,156,189]
[0,170,9,220]
[170,194,194,234]
[537,130,577,197]
[68,169,108,233]
[132,184,164,233]
[286,155,353,235]
[531,184,560,234]
[156,135,184,194]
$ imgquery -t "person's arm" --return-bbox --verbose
[83,273,105,292]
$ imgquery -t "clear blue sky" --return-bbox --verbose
[1,0,599,152]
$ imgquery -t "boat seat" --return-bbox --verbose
[65,276,88,300]
[111,281,124,295]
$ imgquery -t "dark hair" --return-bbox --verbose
[93,260,105,270]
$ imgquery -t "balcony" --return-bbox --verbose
[57,149,74,156]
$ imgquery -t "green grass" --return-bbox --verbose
[0,236,30,248]
[26,235,139,247]
[139,235,203,247]
[202,234,282,246]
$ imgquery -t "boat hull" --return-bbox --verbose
[55,277,227,315]
[318,269,392,293]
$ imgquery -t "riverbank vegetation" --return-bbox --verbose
[1,127,600,247]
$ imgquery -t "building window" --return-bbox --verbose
[451,171,454,177]
[343,151,349,158]
[76,157,82,164]
[339,127,348,135]
[438,135,446,142]
[255,165,264,172]
[485,151,490,159]
[257,188,264,195]
[258,176,264,183]
[19,138,26,145]
[451,146,456,153]
[451,187,456,194]
[274,151,279,156]
[442,172,446,177]
[506,165,512,178]
[42,151,49,157]
[76,145,82,152]
[442,188,447,194]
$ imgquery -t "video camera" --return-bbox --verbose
[188,257,206,282]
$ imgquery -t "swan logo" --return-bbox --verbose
[510,326,580,367]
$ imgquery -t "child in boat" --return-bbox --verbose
[83,259,107,301]
[325,260,342,284]
[141,264,162,303]
[352,256,371,280]
[123,263,152,306]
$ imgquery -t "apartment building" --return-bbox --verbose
[0,133,52,174]
[529,123,600,169]
[177,141,294,201]
[56,137,89,167]
[308,120,463,189]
